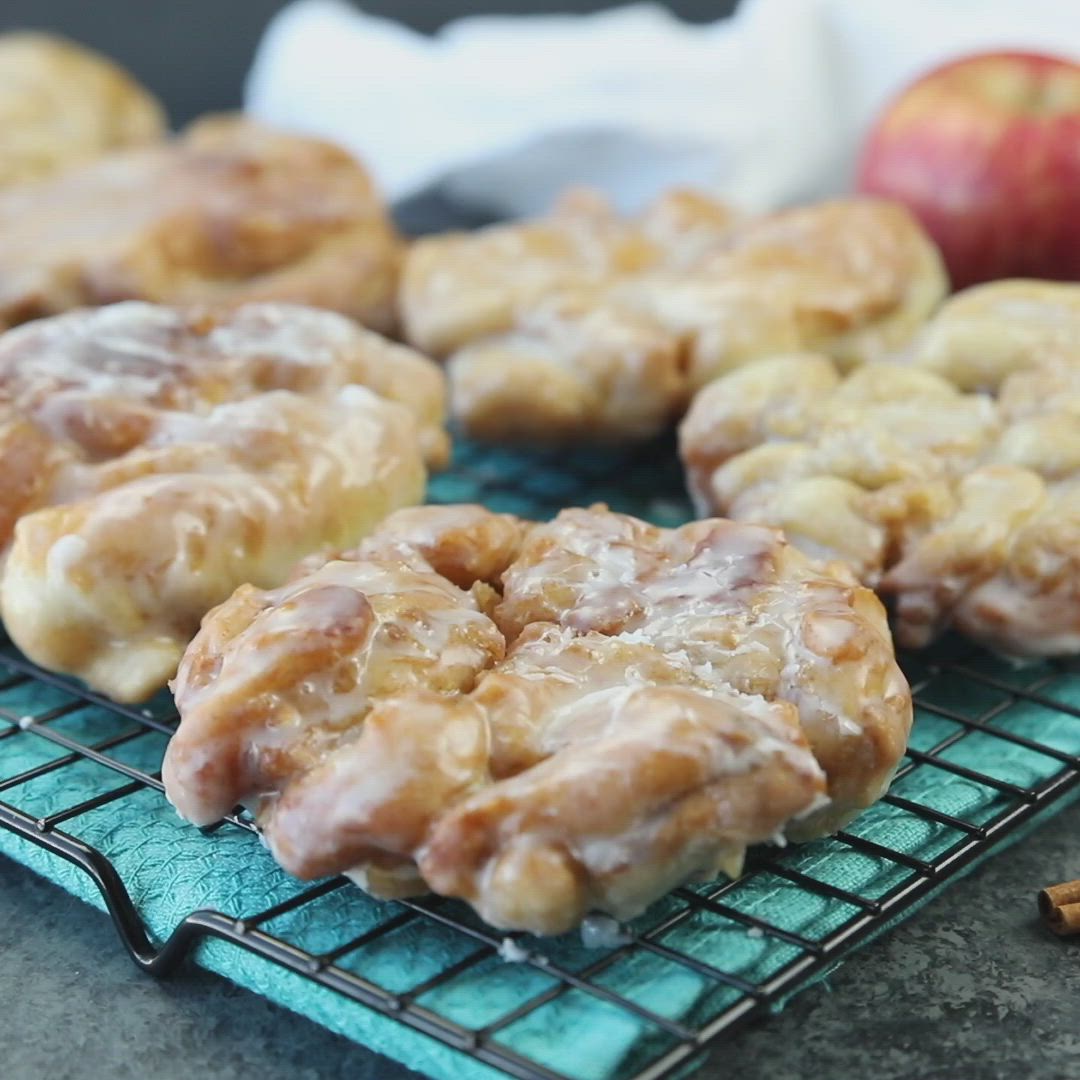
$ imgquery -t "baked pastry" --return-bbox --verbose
[613,197,948,386]
[401,191,946,442]
[448,292,688,442]
[0,300,449,468]
[401,188,742,355]
[680,354,1080,656]
[0,115,402,334]
[0,32,164,188]
[163,504,911,934]
[0,301,447,700]
[913,279,1080,391]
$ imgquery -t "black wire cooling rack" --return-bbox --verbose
[1,435,1079,1080]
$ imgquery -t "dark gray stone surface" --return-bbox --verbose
[2,800,1077,1080]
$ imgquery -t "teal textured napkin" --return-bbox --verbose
[1,435,1078,1080]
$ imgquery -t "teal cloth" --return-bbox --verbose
[1,437,1079,1080]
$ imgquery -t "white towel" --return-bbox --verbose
[245,0,1080,216]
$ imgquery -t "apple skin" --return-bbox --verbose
[856,51,1080,289]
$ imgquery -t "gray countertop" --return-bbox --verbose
[2,799,1078,1080]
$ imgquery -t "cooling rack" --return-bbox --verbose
[1,433,1079,1080]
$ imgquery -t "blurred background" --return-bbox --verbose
[3,0,1076,270]
[0,1,740,125]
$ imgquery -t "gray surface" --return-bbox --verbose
[2,800,1078,1080]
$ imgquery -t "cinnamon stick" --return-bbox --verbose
[1038,879,1080,937]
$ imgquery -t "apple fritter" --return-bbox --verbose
[448,292,689,442]
[163,504,911,934]
[0,301,447,700]
[616,198,948,387]
[3,388,426,703]
[0,32,164,188]
[0,300,448,469]
[0,115,402,334]
[680,353,1080,656]
[401,190,946,442]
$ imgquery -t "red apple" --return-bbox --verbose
[856,51,1080,289]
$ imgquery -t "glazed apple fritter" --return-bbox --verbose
[0,302,448,701]
[680,346,1080,656]
[401,190,947,442]
[0,115,401,334]
[0,32,164,188]
[163,504,911,935]
[0,300,449,468]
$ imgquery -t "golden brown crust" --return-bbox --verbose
[0,115,402,333]
[401,191,946,443]
[164,504,910,934]
[0,32,165,188]
[0,301,446,700]
[346,504,530,589]
[680,349,1080,656]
